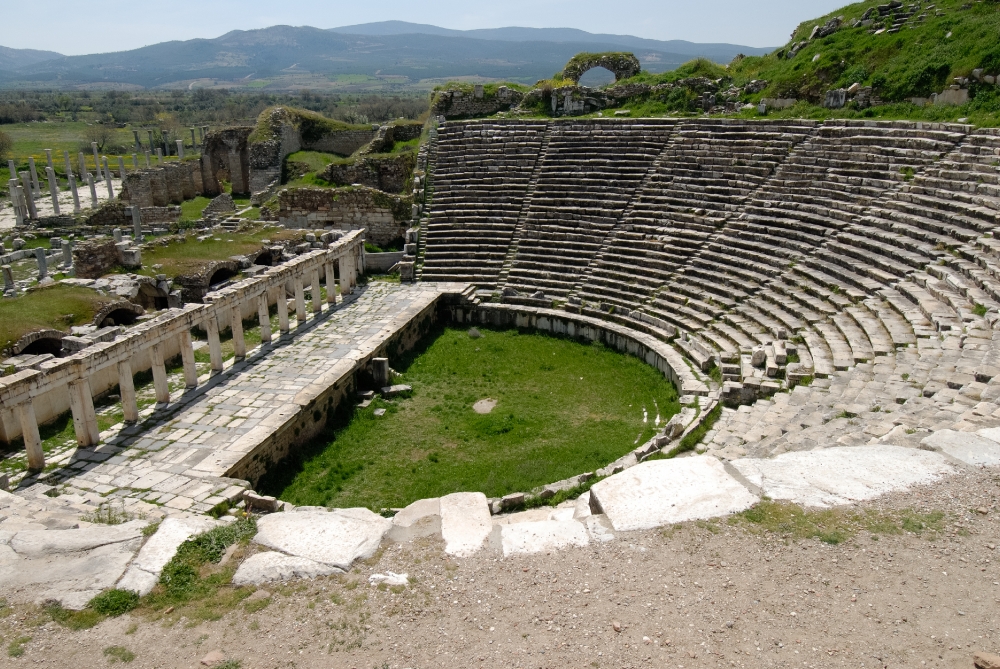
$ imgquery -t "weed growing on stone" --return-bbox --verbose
[81,502,135,526]
[103,645,136,663]
[263,326,680,509]
[43,602,102,630]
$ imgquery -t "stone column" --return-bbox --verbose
[86,172,98,207]
[294,278,306,324]
[63,150,73,179]
[91,143,102,180]
[143,151,151,169]
[338,256,350,298]
[132,154,138,170]
[35,247,47,279]
[7,159,16,179]
[45,167,60,216]
[179,329,198,388]
[156,148,163,164]
[15,401,44,471]
[68,378,100,447]
[190,128,196,149]
[113,228,122,242]
[205,313,223,372]
[132,130,141,149]
[257,292,272,344]
[78,152,87,179]
[62,241,72,269]
[130,206,142,241]
[8,180,23,227]
[68,174,81,214]
[43,148,54,173]
[325,260,338,305]
[147,130,154,153]
[231,303,246,359]
[176,139,185,160]
[117,359,139,423]
[19,172,37,219]
[102,157,114,198]
[162,130,170,156]
[151,343,170,403]
[117,156,126,178]
[3,265,15,293]
[276,285,290,334]
[28,157,40,195]
[311,269,322,313]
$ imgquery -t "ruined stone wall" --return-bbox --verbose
[277,187,410,246]
[72,239,124,279]
[122,161,206,208]
[432,86,524,119]
[321,153,416,194]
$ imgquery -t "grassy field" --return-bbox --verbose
[137,225,299,278]
[262,326,680,510]
[0,284,116,353]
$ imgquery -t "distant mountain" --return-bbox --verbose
[0,45,63,71]
[329,21,774,62]
[0,24,771,91]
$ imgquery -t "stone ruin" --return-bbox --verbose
[5,116,1000,605]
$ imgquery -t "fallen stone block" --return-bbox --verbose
[232,551,342,586]
[10,519,147,558]
[368,571,408,586]
[440,492,492,557]
[380,384,412,398]
[253,508,392,570]
[919,429,1000,467]
[489,519,590,557]
[589,457,758,532]
[732,445,956,508]
[974,651,1000,669]
[244,491,280,513]
[387,497,441,543]
[116,516,220,595]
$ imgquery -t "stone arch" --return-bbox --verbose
[562,52,641,84]
[208,263,240,287]
[93,301,145,327]
[12,329,66,356]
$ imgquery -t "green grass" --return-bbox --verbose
[0,284,116,352]
[103,646,136,663]
[137,225,298,278]
[286,150,341,173]
[261,326,680,509]
[734,499,946,544]
[7,636,30,657]
[90,590,140,617]
[179,196,212,223]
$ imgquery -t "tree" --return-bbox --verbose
[84,123,115,152]
[0,129,12,163]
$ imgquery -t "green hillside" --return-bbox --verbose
[733,0,1000,102]
[510,0,1000,125]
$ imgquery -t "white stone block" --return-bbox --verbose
[233,551,342,586]
[10,519,147,558]
[733,445,956,508]
[922,429,1000,466]
[387,497,441,542]
[589,457,758,532]
[253,508,391,570]
[489,519,590,557]
[440,492,492,557]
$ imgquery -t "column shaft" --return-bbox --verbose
[295,279,306,323]
[206,314,224,372]
[258,292,272,344]
[325,261,338,305]
[16,401,44,471]
[68,378,100,447]
[180,329,199,388]
[118,359,139,423]
[276,286,290,334]
[231,303,246,359]
[151,343,170,403]
[311,269,322,313]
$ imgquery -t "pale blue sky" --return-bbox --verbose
[10,0,849,55]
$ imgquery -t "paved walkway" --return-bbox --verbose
[13,281,463,518]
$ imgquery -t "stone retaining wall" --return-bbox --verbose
[321,153,416,194]
[121,161,206,209]
[277,187,410,247]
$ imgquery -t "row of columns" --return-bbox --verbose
[11,247,361,470]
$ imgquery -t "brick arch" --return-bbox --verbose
[562,53,641,84]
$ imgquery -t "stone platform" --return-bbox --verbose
[9,281,467,517]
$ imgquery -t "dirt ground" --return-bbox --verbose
[3,467,999,669]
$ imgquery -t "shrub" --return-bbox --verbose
[90,589,140,617]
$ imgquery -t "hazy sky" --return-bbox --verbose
[9,0,849,55]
